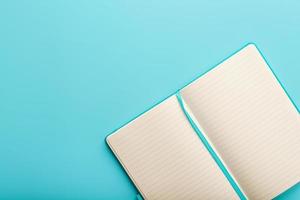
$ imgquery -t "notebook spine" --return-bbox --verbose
[176,91,247,200]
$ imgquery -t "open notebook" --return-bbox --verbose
[106,44,300,200]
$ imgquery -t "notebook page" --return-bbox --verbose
[180,44,300,200]
[107,95,239,200]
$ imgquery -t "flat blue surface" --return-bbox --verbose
[0,1,299,199]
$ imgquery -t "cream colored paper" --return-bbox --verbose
[107,95,239,200]
[181,44,300,200]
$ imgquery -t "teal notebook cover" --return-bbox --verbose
[106,43,300,200]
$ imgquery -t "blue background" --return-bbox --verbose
[0,1,299,199]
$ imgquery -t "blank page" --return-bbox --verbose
[107,95,239,200]
[180,44,300,199]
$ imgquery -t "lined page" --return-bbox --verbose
[107,95,239,200]
[181,44,300,200]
